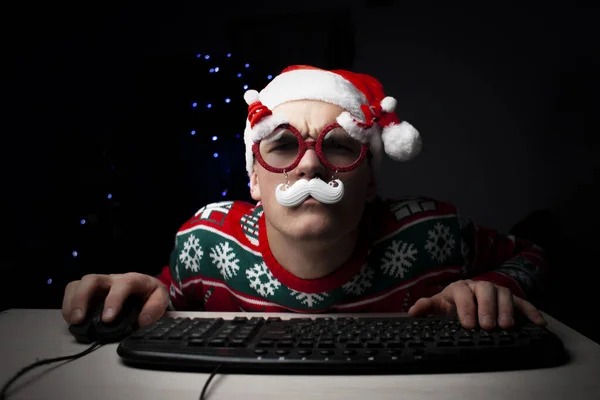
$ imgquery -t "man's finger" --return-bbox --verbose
[496,286,515,328]
[102,273,157,322]
[474,281,497,330]
[70,275,112,324]
[450,282,477,329]
[137,286,170,327]
[407,297,436,317]
[62,281,79,324]
[514,297,547,326]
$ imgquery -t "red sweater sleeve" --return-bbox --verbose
[460,215,549,302]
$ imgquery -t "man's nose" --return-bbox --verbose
[295,145,326,179]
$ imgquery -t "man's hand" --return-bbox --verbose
[62,273,170,328]
[407,279,547,330]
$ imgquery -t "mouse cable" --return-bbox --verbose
[200,363,222,400]
[0,342,102,400]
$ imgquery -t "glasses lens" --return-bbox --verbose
[321,127,363,168]
[258,128,300,169]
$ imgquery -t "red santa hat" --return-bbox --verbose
[243,65,421,177]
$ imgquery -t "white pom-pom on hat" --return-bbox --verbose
[381,121,422,161]
[380,96,397,113]
[244,89,260,105]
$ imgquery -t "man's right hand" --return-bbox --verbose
[61,272,170,328]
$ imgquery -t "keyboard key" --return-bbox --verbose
[345,341,363,348]
[229,339,246,347]
[317,341,335,348]
[208,339,227,347]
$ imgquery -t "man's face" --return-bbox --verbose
[249,100,376,241]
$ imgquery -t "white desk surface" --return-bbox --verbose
[1,309,599,400]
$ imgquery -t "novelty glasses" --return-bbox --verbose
[252,123,369,173]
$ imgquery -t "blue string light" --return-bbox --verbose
[267,75,273,80]
[47,278,52,285]
[72,251,78,257]
[184,57,264,200]
[107,193,112,199]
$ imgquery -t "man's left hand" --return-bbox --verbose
[407,279,547,330]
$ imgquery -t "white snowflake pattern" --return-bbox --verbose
[246,262,281,297]
[289,290,329,308]
[342,265,375,295]
[209,242,240,280]
[381,240,418,278]
[425,222,456,263]
[458,215,471,229]
[179,234,203,272]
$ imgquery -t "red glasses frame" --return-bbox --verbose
[251,123,369,173]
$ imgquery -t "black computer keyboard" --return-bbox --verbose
[116,315,568,374]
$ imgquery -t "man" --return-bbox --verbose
[62,65,548,332]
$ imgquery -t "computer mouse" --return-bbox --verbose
[68,295,144,344]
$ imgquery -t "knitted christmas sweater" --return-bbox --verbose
[156,197,547,313]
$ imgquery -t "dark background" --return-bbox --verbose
[2,1,598,343]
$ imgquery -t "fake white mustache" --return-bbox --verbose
[275,178,345,207]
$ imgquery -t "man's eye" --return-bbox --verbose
[272,143,296,151]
